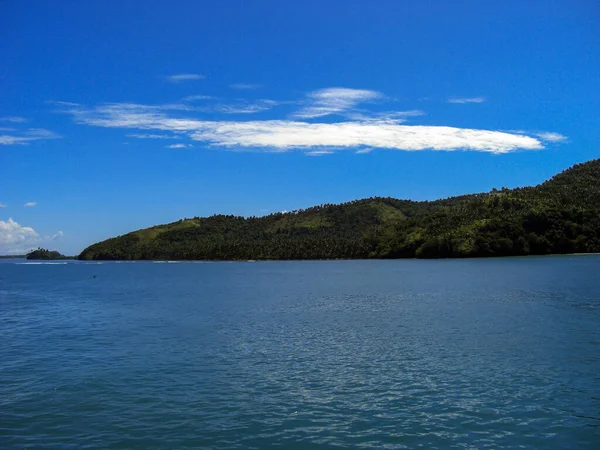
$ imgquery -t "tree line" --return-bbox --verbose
[79,159,600,260]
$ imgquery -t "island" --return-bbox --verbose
[78,158,600,261]
[26,248,68,260]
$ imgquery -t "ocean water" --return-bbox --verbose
[1,256,599,449]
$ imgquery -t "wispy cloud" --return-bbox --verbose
[62,101,555,155]
[214,100,278,114]
[182,95,214,102]
[534,132,567,142]
[46,101,81,107]
[127,133,180,140]
[182,94,279,114]
[24,202,37,207]
[294,88,382,119]
[448,97,486,104]
[306,150,334,156]
[26,129,59,138]
[0,128,61,146]
[51,231,64,240]
[0,116,27,123]
[165,143,189,149]
[57,98,279,119]
[230,83,261,90]
[166,73,205,83]
[0,202,6,208]
[346,110,425,123]
[0,136,27,145]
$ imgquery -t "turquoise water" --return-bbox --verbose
[1,257,599,449]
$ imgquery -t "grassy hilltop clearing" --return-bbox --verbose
[79,159,600,260]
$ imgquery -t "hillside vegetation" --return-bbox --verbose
[79,159,600,260]
[26,248,67,260]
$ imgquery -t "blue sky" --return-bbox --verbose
[1,0,599,255]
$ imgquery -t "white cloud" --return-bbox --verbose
[214,100,278,114]
[0,128,61,146]
[346,110,425,123]
[0,136,33,145]
[306,150,334,156]
[0,219,64,254]
[27,128,59,138]
[165,143,189,149]
[0,116,27,123]
[294,87,382,119]
[46,101,81,107]
[448,97,486,104]
[230,83,261,90]
[188,121,543,154]
[96,102,195,112]
[0,202,6,207]
[183,96,279,114]
[166,74,205,83]
[0,218,40,254]
[535,132,567,142]
[61,98,278,119]
[182,95,214,102]
[62,98,563,155]
[216,105,266,114]
[355,148,374,154]
[24,202,37,207]
[127,133,180,139]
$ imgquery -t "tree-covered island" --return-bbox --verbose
[78,158,600,261]
[26,248,68,260]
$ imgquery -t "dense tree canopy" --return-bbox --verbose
[79,159,600,260]
[26,248,67,260]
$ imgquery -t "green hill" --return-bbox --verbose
[26,248,67,260]
[79,159,600,260]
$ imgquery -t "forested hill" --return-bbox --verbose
[79,159,600,260]
[26,248,67,260]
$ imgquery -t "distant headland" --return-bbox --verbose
[78,158,600,261]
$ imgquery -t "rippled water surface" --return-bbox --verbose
[1,257,600,448]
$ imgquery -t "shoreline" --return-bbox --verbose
[5,253,599,263]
